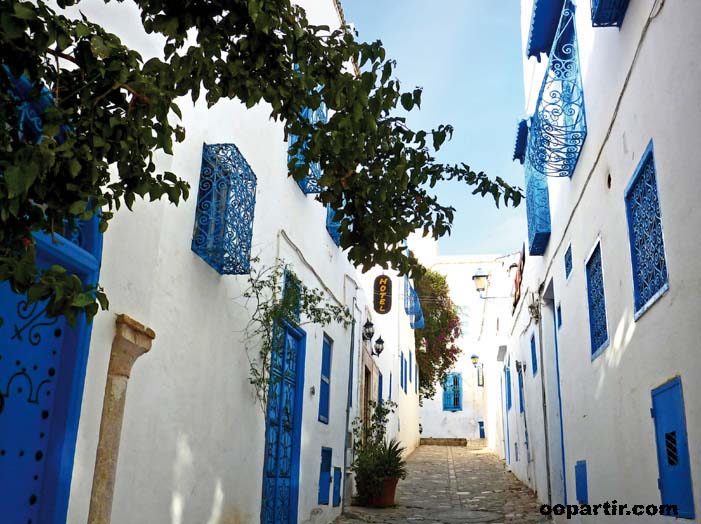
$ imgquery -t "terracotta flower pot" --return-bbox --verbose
[370,477,399,507]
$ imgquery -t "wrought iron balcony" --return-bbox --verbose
[527,0,587,178]
[525,160,552,256]
[325,204,341,246]
[191,143,257,275]
[289,103,327,194]
[591,0,630,27]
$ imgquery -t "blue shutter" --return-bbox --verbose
[378,372,383,404]
[505,364,512,411]
[442,376,451,410]
[404,356,408,393]
[591,0,630,27]
[389,372,392,400]
[651,377,695,518]
[518,370,525,413]
[530,335,538,376]
[318,448,332,505]
[399,352,404,392]
[318,337,332,424]
[442,373,462,411]
[586,243,609,356]
[332,467,342,507]
[456,373,463,411]
[575,460,588,504]
[409,351,413,382]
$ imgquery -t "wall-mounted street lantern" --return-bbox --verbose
[362,319,375,341]
[472,268,489,293]
[373,336,385,357]
[470,354,480,367]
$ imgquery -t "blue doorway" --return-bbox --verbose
[0,222,102,524]
[261,323,306,524]
[478,421,485,439]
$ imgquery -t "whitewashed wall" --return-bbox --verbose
[507,0,701,520]
[57,1,380,524]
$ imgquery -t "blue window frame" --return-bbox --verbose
[403,355,408,393]
[585,242,609,357]
[332,467,342,507]
[318,447,332,505]
[288,103,327,194]
[575,460,588,504]
[557,303,563,329]
[442,373,462,411]
[651,377,695,519]
[409,351,413,383]
[530,335,538,376]
[318,336,332,424]
[326,204,341,247]
[625,142,669,319]
[192,143,256,275]
[378,372,383,404]
[505,363,512,411]
[400,352,404,392]
[564,244,573,279]
[591,0,630,27]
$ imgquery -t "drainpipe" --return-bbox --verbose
[341,297,357,513]
[536,289,553,508]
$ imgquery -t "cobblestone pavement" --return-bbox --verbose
[337,444,549,524]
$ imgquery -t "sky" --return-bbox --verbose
[342,0,527,256]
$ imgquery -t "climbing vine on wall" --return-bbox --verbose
[0,0,522,326]
[413,268,462,399]
[241,259,350,413]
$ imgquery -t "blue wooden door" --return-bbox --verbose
[261,324,306,524]
[0,224,101,524]
[651,377,695,519]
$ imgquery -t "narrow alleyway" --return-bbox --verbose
[339,444,548,524]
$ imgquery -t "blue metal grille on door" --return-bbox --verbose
[0,220,102,523]
[262,325,305,524]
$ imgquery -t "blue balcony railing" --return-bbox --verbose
[525,160,552,256]
[528,0,587,179]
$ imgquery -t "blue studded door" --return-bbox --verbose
[261,324,306,524]
[0,224,101,524]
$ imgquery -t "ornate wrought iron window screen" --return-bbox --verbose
[527,0,587,179]
[591,0,630,27]
[191,143,257,275]
[524,158,552,256]
[289,102,327,195]
[585,242,609,357]
[325,204,341,246]
[624,142,669,318]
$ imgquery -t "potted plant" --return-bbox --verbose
[351,401,408,507]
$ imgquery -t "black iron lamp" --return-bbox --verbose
[373,336,385,356]
[362,319,375,341]
[472,268,489,293]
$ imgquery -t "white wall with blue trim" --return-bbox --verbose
[503,0,701,520]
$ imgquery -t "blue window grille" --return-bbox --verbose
[513,119,529,164]
[192,143,256,275]
[651,377,695,519]
[530,335,538,376]
[525,161,552,256]
[517,368,525,413]
[526,0,566,61]
[527,0,587,179]
[325,204,341,246]
[505,362,512,411]
[586,243,609,356]
[575,460,588,504]
[332,467,342,507]
[557,303,563,329]
[289,103,328,194]
[318,447,332,505]
[565,244,573,278]
[442,373,462,411]
[378,372,383,404]
[625,142,669,318]
[318,336,332,424]
[591,0,630,27]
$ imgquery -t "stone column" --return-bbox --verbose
[87,314,155,524]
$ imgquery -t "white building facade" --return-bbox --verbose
[0,1,419,524]
[501,0,701,521]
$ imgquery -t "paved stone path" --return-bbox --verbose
[338,444,549,524]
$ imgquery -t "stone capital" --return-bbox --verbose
[107,314,155,378]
